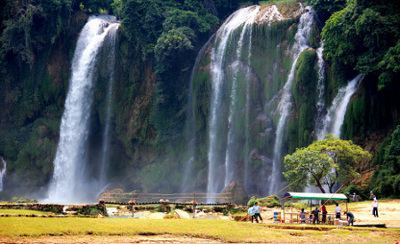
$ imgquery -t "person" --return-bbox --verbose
[370,191,375,200]
[300,208,307,223]
[346,192,350,203]
[371,198,379,217]
[344,211,354,226]
[253,202,263,223]
[353,193,357,202]
[335,203,342,219]
[312,207,320,224]
[248,205,255,223]
[321,205,327,223]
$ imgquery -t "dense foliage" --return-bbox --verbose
[320,0,400,90]
[284,134,372,193]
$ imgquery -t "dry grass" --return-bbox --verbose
[0,218,399,243]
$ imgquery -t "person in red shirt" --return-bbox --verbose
[321,205,327,223]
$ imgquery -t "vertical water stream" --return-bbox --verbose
[0,157,6,192]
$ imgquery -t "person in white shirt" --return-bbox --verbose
[371,198,379,217]
[335,203,342,219]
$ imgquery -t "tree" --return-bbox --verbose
[283,134,372,193]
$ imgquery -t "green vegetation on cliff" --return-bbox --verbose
[371,125,400,197]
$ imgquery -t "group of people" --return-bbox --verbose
[299,204,355,226]
[247,202,263,223]
[247,194,379,225]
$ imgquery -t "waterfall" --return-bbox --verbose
[315,43,326,134]
[318,75,363,139]
[99,24,119,191]
[0,157,6,192]
[224,10,258,187]
[47,16,119,203]
[268,7,315,195]
[181,35,214,193]
[207,6,260,197]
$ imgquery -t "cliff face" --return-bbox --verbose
[0,3,399,200]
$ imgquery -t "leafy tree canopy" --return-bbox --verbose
[321,0,400,90]
[283,134,372,193]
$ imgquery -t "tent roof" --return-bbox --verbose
[282,192,347,200]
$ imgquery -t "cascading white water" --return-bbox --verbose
[207,6,260,197]
[224,8,258,187]
[315,43,326,133]
[0,157,6,191]
[99,24,119,191]
[268,7,315,195]
[318,75,363,139]
[47,16,119,203]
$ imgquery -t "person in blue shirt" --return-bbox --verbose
[312,207,320,224]
[253,202,263,223]
[247,205,255,223]
[344,211,354,226]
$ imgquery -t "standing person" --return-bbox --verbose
[247,205,255,223]
[346,192,350,203]
[253,202,263,223]
[371,198,379,217]
[370,191,375,200]
[344,211,354,226]
[335,203,342,220]
[321,204,327,223]
[312,207,320,224]
[299,208,307,223]
[353,193,357,202]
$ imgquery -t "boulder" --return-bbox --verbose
[219,181,249,206]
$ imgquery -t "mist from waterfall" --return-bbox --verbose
[0,157,6,192]
[47,16,119,203]
[317,74,363,139]
[268,6,315,195]
[181,35,214,193]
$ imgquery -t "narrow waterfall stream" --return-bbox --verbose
[318,74,363,139]
[0,157,6,192]
[47,16,119,203]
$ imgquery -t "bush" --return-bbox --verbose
[10,197,38,203]
[247,195,281,208]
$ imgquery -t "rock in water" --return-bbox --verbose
[220,181,249,205]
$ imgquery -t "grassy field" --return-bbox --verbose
[0,217,399,243]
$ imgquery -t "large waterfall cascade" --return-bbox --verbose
[203,4,311,198]
[0,157,6,192]
[268,6,315,195]
[47,16,119,203]
[207,6,261,197]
